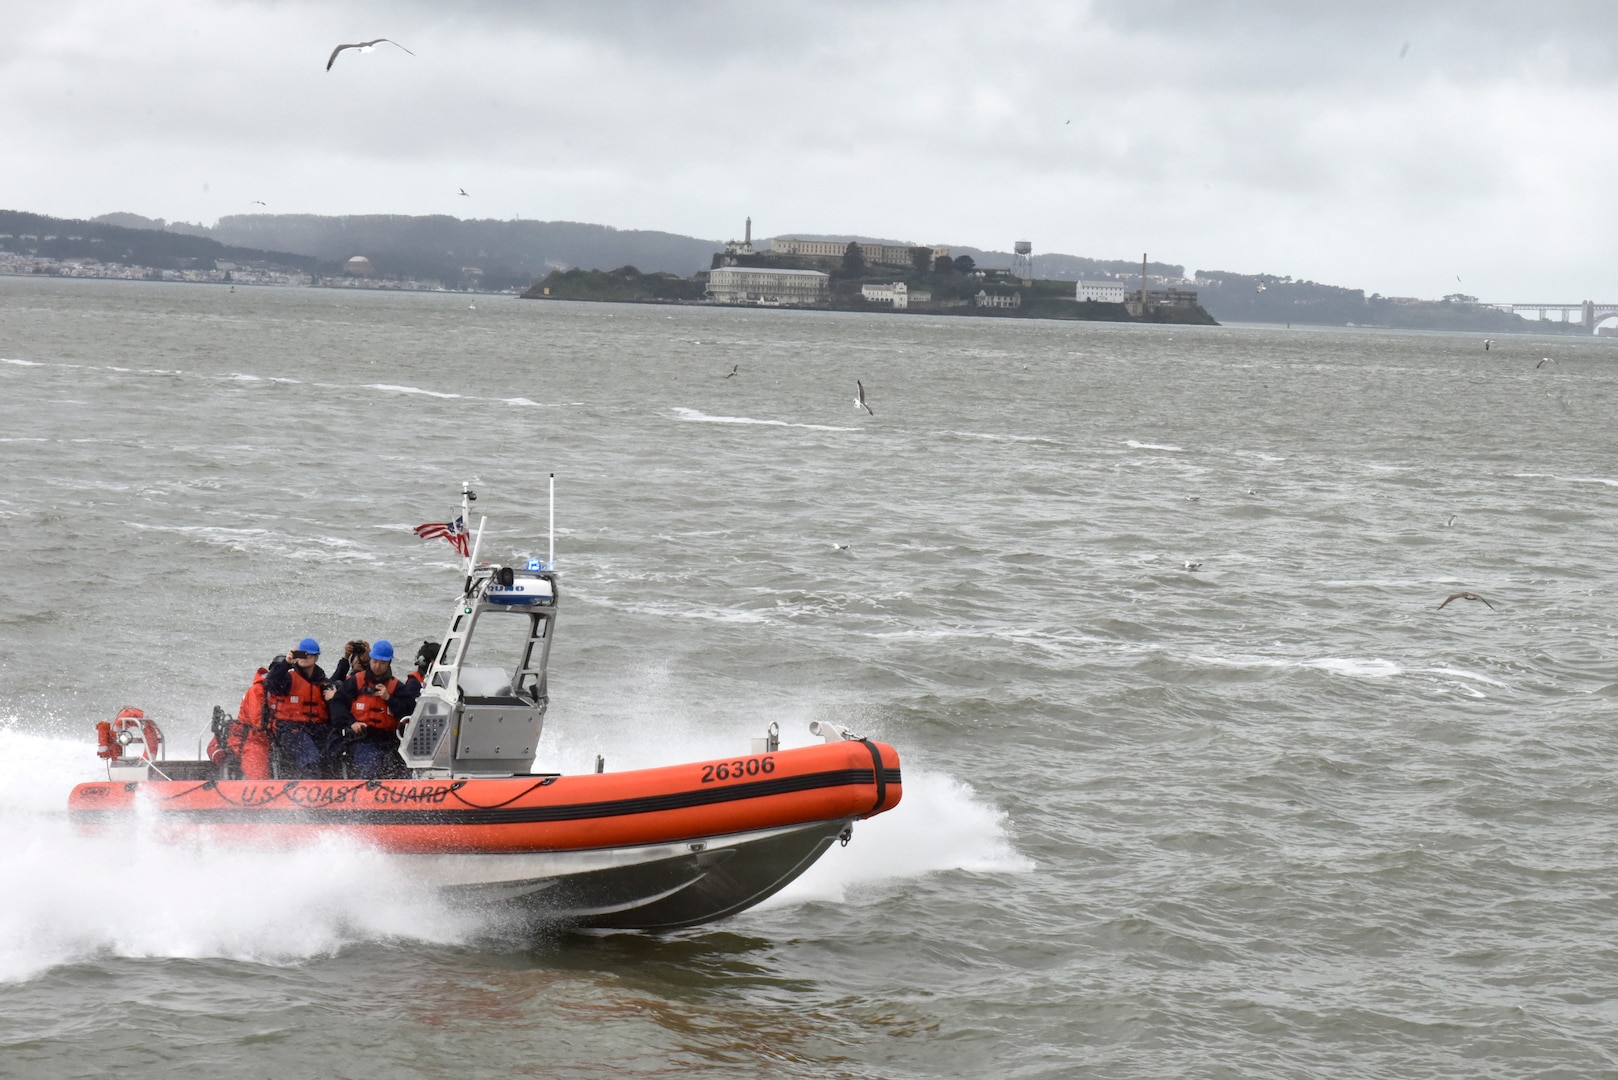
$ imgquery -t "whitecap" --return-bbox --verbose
[1423,666,1508,688]
[0,358,43,367]
[1124,439,1185,452]
[673,407,859,433]
[366,384,463,399]
[1304,657,1402,678]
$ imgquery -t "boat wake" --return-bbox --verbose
[0,725,1025,979]
[0,732,475,983]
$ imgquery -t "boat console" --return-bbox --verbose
[397,560,558,777]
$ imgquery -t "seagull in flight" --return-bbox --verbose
[326,38,414,71]
[251,200,266,206]
[1438,591,1494,610]
[854,379,874,415]
[724,364,738,378]
[1537,357,1556,368]
[458,188,470,197]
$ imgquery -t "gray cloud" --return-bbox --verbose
[5,0,1616,299]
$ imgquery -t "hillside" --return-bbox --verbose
[98,213,725,292]
[0,210,322,274]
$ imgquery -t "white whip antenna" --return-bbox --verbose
[548,472,555,569]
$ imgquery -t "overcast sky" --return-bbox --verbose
[5,0,1615,299]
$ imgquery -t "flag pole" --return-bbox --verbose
[460,481,475,576]
[548,472,555,570]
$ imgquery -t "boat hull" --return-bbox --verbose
[66,739,901,930]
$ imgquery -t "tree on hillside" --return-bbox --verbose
[953,254,976,275]
[933,254,954,274]
[842,241,865,277]
[909,247,932,276]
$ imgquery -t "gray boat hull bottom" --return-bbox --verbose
[398,817,853,930]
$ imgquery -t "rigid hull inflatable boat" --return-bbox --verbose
[67,525,902,930]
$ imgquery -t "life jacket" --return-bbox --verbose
[269,665,328,726]
[227,667,270,757]
[349,671,402,733]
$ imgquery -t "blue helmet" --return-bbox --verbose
[296,637,321,655]
[369,640,395,663]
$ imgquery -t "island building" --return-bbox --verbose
[707,265,829,305]
[343,255,374,277]
[975,289,1022,309]
[1124,252,1199,316]
[1077,281,1126,303]
[724,217,755,257]
[770,238,950,266]
[861,281,931,309]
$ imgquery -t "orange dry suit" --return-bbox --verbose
[229,667,272,780]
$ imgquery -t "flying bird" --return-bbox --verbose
[251,200,266,206]
[724,364,738,378]
[326,38,414,71]
[854,379,873,415]
[1537,357,1556,368]
[1483,339,1493,350]
[1399,42,1410,59]
[1438,591,1494,611]
[1183,561,1203,572]
[458,188,470,197]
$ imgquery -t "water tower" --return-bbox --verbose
[1012,241,1033,282]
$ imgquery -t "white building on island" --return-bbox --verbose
[707,266,829,306]
[861,281,931,309]
[1077,281,1126,303]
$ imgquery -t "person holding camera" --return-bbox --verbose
[323,639,371,696]
[328,639,420,779]
[264,637,332,778]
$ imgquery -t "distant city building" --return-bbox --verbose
[770,238,950,266]
[707,266,829,305]
[974,289,1021,309]
[1077,281,1126,304]
[344,255,373,277]
[861,281,931,309]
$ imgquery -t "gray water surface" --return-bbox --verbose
[2,277,1617,1078]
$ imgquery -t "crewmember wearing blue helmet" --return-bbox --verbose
[329,638,421,779]
[264,637,331,778]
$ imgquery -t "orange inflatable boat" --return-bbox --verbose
[67,497,903,930]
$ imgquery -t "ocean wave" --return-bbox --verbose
[365,384,463,399]
[1125,439,1186,452]
[673,407,860,432]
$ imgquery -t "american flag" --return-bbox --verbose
[414,515,469,557]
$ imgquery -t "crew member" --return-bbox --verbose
[230,663,273,780]
[410,640,441,688]
[265,637,331,778]
[323,639,370,699]
[329,639,420,779]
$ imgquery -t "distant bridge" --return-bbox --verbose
[1485,300,1618,328]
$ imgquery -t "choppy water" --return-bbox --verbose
[3,276,1618,1078]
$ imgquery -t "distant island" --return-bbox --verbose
[522,233,1219,325]
[0,208,1600,334]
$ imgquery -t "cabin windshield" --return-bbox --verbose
[456,606,545,702]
